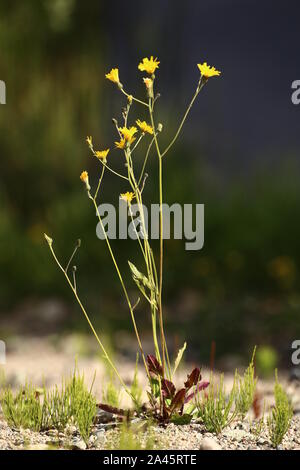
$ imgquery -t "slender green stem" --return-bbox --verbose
[125,148,161,363]
[161,78,205,158]
[90,193,150,381]
[47,242,136,402]
[138,136,155,186]
[94,156,128,181]
[131,133,144,154]
[120,87,148,107]
[94,165,105,200]
[129,208,146,258]
[65,240,81,273]
[148,97,167,378]
[101,162,128,181]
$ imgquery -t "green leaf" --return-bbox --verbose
[128,261,157,307]
[170,413,192,425]
[173,342,187,376]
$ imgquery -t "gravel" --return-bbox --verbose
[1,412,300,450]
[1,335,300,451]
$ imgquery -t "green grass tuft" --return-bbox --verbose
[196,374,237,434]
[102,375,120,408]
[0,367,97,445]
[234,348,257,418]
[267,370,293,448]
[106,421,156,450]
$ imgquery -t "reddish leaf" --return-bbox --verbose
[184,367,201,389]
[147,354,163,377]
[97,403,127,417]
[184,381,210,403]
[161,379,176,399]
[252,391,262,419]
[170,388,186,413]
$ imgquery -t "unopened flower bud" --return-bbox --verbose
[44,233,53,247]
[143,77,154,99]
[157,123,163,133]
[86,136,93,150]
[80,171,91,191]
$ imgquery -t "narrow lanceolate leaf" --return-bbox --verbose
[173,342,187,376]
[128,261,156,292]
[184,381,210,403]
[128,261,158,308]
[161,379,176,399]
[184,367,201,390]
[147,354,163,377]
[170,388,186,414]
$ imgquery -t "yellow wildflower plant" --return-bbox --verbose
[120,191,135,204]
[119,126,138,143]
[46,53,221,419]
[95,149,110,162]
[197,62,221,78]
[105,68,120,84]
[136,119,153,135]
[138,56,160,75]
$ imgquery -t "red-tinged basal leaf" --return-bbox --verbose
[161,379,176,399]
[97,403,128,417]
[184,381,210,403]
[170,388,186,413]
[184,367,201,389]
[147,354,163,377]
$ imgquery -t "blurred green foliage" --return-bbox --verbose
[0,2,300,362]
[256,346,278,378]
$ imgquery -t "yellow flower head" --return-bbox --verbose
[95,149,110,162]
[86,136,93,148]
[115,138,126,149]
[136,119,153,135]
[120,192,135,204]
[105,68,120,83]
[138,56,160,75]
[80,171,91,191]
[119,126,138,144]
[197,62,221,79]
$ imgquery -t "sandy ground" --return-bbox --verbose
[0,335,300,451]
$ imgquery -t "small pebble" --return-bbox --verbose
[200,437,222,450]
[71,439,87,451]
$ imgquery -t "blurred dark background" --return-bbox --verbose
[0,0,300,368]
